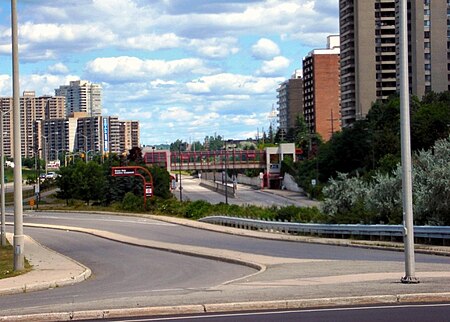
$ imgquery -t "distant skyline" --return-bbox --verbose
[0,0,339,145]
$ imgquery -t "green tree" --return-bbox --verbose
[148,166,171,199]
[55,166,77,205]
[411,92,450,151]
[128,146,144,164]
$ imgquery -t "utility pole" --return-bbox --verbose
[399,0,418,284]
[11,0,25,270]
[224,141,228,205]
[0,109,10,247]
[327,109,338,136]
[178,144,182,202]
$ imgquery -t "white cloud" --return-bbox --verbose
[188,37,240,58]
[251,38,280,60]
[20,74,81,96]
[160,106,194,121]
[48,63,69,74]
[186,73,283,95]
[257,56,290,76]
[122,33,182,51]
[85,56,210,82]
[20,22,116,45]
[0,75,11,96]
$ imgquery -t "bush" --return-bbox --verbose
[121,192,144,212]
[184,200,212,219]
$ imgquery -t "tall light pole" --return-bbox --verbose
[224,140,228,205]
[399,0,418,284]
[11,0,25,271]
[79,133,88,163]
[178,144,183,202]
[0,109,10,247]
[41,135,48,176]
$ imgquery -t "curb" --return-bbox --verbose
[1,293,450,321]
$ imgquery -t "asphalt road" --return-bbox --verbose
[102,303,450,322]
[21,211,450,264]
[1,226,256,315]
[2,210,450,318]
[174,176,316,207]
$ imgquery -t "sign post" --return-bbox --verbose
[111,166,154,208]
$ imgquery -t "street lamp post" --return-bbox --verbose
[34,147,41,209]
[224,141,228,205]
[179,144,183,202]
[152,146,156,166]
[41,135,48,176]
[0,109,10,247]
[399,0,418,284]
[79,134,88,163]
[11,0,25,270]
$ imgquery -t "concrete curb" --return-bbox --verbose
[1,293,450,321]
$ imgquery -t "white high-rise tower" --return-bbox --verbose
[56,80,102,117]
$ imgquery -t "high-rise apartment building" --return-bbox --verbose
[56,80,102,117]
[120,120,140,153]
[303,35,341,141]
[339,0,450,127]
[41,118,69,161]
[277,71,303,136]
[74,116,140,157]
[1,87,138,163]
[0,91,65,158]
[104,116,121,155]
[75,116,103,154]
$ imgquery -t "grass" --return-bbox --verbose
[0,241,32,280]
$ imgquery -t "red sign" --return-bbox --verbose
[145,184,153,197]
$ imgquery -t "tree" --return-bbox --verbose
[170,139,187,152]
[322,135,450,225]
[203,135,224,151]
[411,92,450,151]
[55,166,78,205]
[413,135,450,225]
[268,124,275,144]
[148,166,171,199]
[128,146,143,164]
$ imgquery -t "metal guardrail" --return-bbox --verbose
[199,216,450,242]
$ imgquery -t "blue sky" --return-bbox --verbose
[0,0,339,145]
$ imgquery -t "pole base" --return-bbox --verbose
[401,276,420,284]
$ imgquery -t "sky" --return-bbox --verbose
[0,0,339,146]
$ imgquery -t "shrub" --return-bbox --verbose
[184,200,212,219]
[121,192,144,212]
